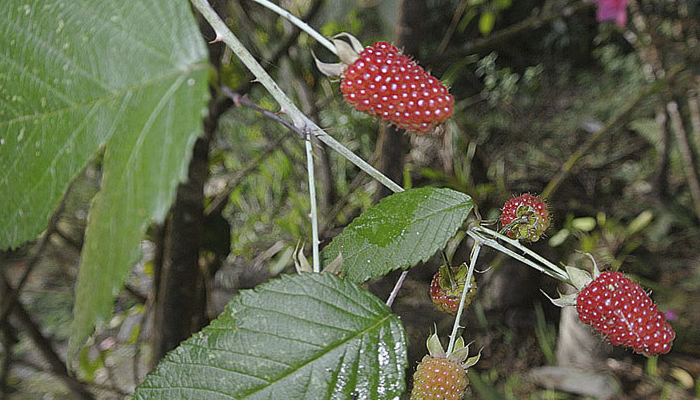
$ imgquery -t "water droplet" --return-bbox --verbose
[40,97,47,108]
[56,19,65,34]
[0,138,4,145]
[22,4,31,15]
[187,78,195,86]
[17,127,25,142]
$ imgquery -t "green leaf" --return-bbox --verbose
[321,188,473,283]
[134,273,407,400]
[0,0,210,356]
[0,0,209,249]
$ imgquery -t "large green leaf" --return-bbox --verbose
[0,0,210,354]
[322,188,473,283]
[134,273,407,400]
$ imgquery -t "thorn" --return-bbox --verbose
[209,31,224,44]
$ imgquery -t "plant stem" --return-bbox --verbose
[193,0,402,194]
[446,241,481,357]
[248,0,337,55]
[473,225,569,281]
[385,270,409,308]
[190,0,403,271]
[304,135,320,272]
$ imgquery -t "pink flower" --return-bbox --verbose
[594,0,628,26]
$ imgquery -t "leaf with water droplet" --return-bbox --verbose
[133,273,407,400]
[321,188,473,283]
[0,0,210,361]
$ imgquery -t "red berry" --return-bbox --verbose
[575,271,675,356]
[430,264,476,315]
[410,355,468,400]
[339,42,453,134]
[500,193,550,242]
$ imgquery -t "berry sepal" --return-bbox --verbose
[313,33,364,77]
[410,331,480,400]
[543,255,601,308]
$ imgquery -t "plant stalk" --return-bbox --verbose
[446,241,481,357]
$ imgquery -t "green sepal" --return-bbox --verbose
[565,266,593,291]
[540,289,577,308]
[426,331,446,358]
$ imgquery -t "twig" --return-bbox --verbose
[247,0,336,55]
[468,226,569,282]
[540,80,664,199]
[0,273,95,400]
[446,241,481,357]
[0,187,70,322]
[431,2,595,63]
[221,87,304,137]
[190,0,402,194]
[385,270,409,308]
[191,0,403,271]
[218,87,321,269]
[667,101,700,220]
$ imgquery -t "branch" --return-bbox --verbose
[667,100,700,220]
[540,78,668,199]
[0,273,95,400]
[190,0,403,194]
[430,2,595,63]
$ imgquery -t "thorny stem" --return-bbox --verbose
[446,241,481,357]
[248,0,337,55]
[192,0,402,195]
[190,0,403,272]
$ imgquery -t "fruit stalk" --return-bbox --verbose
[249,0,337,55]
[469,225,570,282]
[446,242,481,357]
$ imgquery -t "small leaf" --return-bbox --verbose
[134,273,407,400]
[332,38,361,65]
[321,188,473,283]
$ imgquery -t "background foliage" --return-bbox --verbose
[2,0,700,399]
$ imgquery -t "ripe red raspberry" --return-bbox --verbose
[410,355,468,400]
[575,270,675,356]
[500,193,550,242]
[430,264,476,315]
[315,36,454,134]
